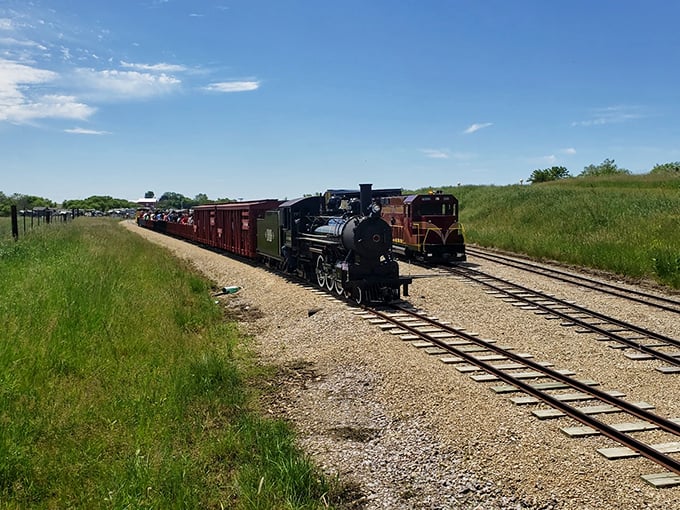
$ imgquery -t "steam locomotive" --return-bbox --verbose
[138,184,412,304]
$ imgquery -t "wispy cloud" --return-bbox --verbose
[560,147,576,155]
[203,80,260,92]
[64,127,110,135]
[120,60,187,73]
[463,122,493,134]
[420,148,449,159]
[572,105,645,127]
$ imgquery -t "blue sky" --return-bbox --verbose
[1,1,679,203]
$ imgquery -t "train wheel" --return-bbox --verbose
[315,255,326,288]
[334,279,344,295]
[353,287,363,305]
[325,270,336,292]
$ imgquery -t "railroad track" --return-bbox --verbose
[356,302,680,488]
[466,246,680,315]
[437,264,680,374]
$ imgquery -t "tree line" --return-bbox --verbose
[0,190,234,216]
[0,192,57,216]
[3,160,679,216]
[528,160,680,183]
[146,191,234,210]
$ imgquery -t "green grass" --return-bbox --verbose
[0,217,11,239]
[413,173,680,288]
[0,218,337,509]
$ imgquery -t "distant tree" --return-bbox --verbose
[157,191,190,209]
[527,166,571,183]
[0,193,57,215]
[649,162,680,174]
[62,196,135,211]
[193,193,210,205]
[144,191,155,198]
[579,158,631,177]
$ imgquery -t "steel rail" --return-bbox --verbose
[466,247,680,314]
[369,304,680,476]
[447,265,680,369]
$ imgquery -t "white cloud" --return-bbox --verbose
[203,80,260,92]
[0,18,13,30]
[120,60,187,73]
[421,148,449,159]
[0,59,94,123]
[64,127,110,135]
[463,122,493,134]
[560,147,576,155]
[0,36,47,50]
[572,106,644,127]
[1,94,95,123]
[74,68,181,99]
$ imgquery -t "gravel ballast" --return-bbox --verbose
[124,221,680,509]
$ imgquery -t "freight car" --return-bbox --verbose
[380,191,466,264]
[137,184,411,304]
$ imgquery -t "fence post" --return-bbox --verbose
[11,205,19,240]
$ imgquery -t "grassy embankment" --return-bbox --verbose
[0,218,338,509]
[417,173,680,289]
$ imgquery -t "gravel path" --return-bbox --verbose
[124,221,680,509]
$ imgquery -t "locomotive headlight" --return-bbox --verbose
[370,203,381,214]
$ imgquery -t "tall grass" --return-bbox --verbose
[0,218,336,509]
[415,174,680,288]
[0,217,11,239]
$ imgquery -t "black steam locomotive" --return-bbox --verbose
[138,184,411,304]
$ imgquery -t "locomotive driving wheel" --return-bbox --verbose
[325,264,336,292]
[334,278,344,295]
[315,255,327,288]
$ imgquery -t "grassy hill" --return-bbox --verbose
[412,173,680,289]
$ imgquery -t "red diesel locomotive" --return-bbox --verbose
[380,191,466,264]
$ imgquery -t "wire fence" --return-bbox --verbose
[2,206,74,241]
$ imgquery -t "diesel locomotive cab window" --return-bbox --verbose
[416,202,453,216]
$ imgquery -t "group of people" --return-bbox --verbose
[138,210,193,224]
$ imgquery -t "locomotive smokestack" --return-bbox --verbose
[359,183,372,216]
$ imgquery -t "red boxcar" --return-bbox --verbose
[192,200,282,258]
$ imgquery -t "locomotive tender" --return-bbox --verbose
[138,184,411,304]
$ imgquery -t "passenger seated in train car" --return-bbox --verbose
[326,195,341,213]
